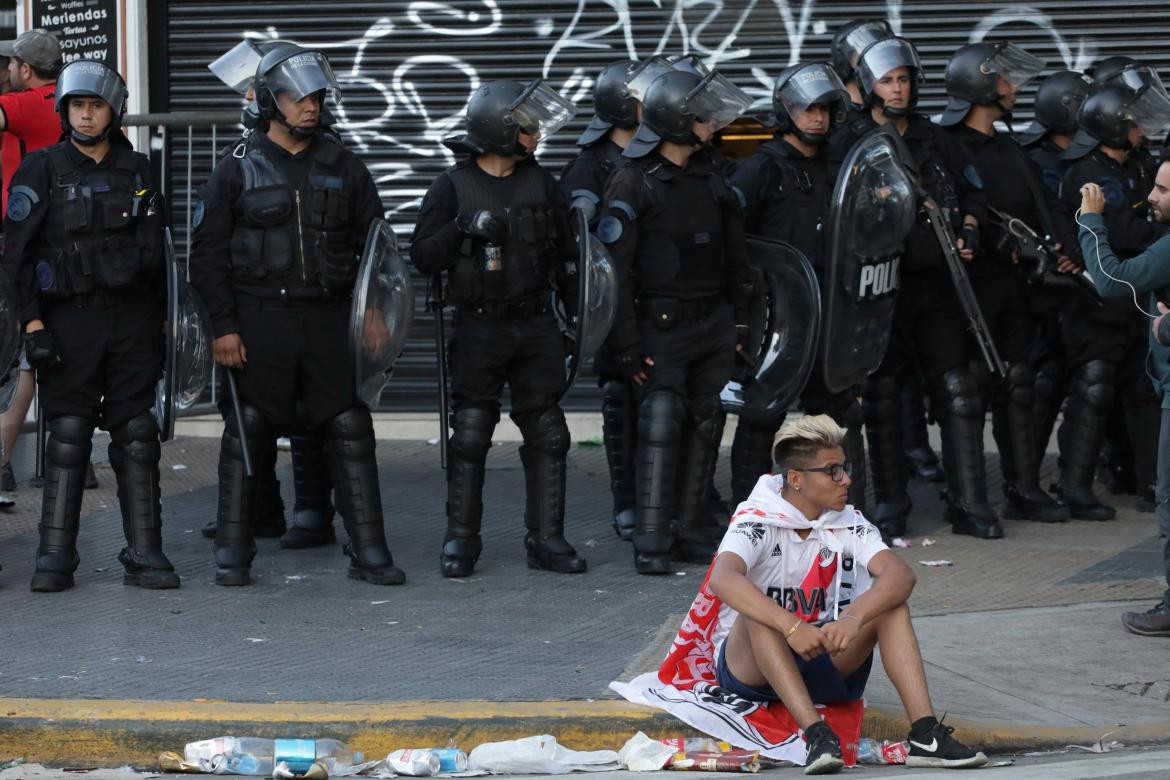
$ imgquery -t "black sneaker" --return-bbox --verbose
[802,721,843,775]
[906,718,988,768]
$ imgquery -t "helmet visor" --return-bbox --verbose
[1112,64,1169,97]
[985,43,1045,89]
[778,64,850,115]
[209,40,262,94]
[509,80,577,139]
[1127,84,1170,137]
[686,71,753,132]
[266,51,342,105]
[56,60,126,116]
[626,56,674,101]
[857,38,922,94]
[667,54,711,77]
[842,21,893,67]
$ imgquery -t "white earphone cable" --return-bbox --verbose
[1074,206,1157,320]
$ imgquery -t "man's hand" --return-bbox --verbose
[456,209,508,243]
[1080,183,1106,215]
[616,346,653,386]
[362,310,390,357]
[1154,302,1170,345]
[821,615,863,656]
[22,329,58,369]
[785,620,828,661]
[214,333,247,369]
[956,223,979,262]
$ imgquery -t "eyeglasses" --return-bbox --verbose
[794,462,853,483]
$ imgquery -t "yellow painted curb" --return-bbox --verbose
[1,698,1168,769]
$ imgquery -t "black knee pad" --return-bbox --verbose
[942,369,983,421]
[224,404,273,460]
[601,379,629,410]
[688,398,723,448]
[862,376,899,423]
[1005,361,1036,407]
[450,406,496,462]
[328,407,376,459]
[1076,360,1115,412]
[110,412,161,467]
[516,406,570,457]
[639,391,686,447]
[46,415,96,469]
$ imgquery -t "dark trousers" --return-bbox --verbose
[1156,409,1170,604]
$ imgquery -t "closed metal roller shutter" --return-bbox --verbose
[159,1,1170,411]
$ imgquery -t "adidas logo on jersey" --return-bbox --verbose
[770,544,783,558]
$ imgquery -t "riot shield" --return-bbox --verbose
[351,219,414,409]
[820,125,917,394]
[0,269,22,414]
[721,238,821,427]
[561,208,618,395]
[155,229,214,442]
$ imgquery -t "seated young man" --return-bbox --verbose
[708,415,987,774]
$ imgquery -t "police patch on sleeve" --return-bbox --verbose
[192,199,205,229]
[6,185,39,222]
[35,261,54,291]
[1100,177,1126,209]
[598,214,623,244]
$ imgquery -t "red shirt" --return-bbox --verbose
[0,84,60,216]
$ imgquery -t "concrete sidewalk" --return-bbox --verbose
[0,436,1166,768]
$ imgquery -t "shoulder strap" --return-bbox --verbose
[47,146,80,187]
[1004,137,1059,239]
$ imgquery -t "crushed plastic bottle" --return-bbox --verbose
[856,738,908,765]
[183,736,361,776]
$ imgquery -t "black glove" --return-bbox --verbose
[614,344,648,380]
[23,330,59,370]
[957,223,980,256]
[456,209,509,244]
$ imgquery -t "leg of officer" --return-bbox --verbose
[598,360,638,541]
[730,417,779,507]
[280,419,337,549]
[803,373,867,513]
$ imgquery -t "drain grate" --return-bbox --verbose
[1095,680,1170,702]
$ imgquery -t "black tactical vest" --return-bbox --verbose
[33,145,160,299]
[229,135,356,292]
[633,155,734,297]
[444,159,558,305]
[754,141,832,264]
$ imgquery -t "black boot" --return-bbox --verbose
[110,413,180,589]
[329,408,404,585]
[675,407,724,563]
[635,392,685,575]
[730,419,776,507]
[30,416,93,592]
[1058,360,1116,521]
[1032,356,1065,463]
[442,407,493,577]
[995,363,1069,523]
[939,370,1003,539]
[1124,400,1160,513]
[902,378,944,482]
[864,376,911,539]
[213,406,268,586]
[280,429,337,548]
[600,379,637,542]
[519,408,586,573]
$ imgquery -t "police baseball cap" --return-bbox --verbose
[0,29,63,71]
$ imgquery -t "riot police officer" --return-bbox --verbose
[830,37,999,539]
[411,79,586,578]
[727,63,866,509]
[191,45,404,586]
[561,60,640,541]
[206,40,339,549]
[938,41,1071,523]
[829,18,894,110]
[597,68,755,574]
[2,60,178,591]
[1057,85,1170,520]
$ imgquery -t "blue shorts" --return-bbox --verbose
[715,628,873,704]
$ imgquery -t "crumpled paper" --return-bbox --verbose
[618,732,675,771]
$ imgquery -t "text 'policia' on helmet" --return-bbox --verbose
[938,41,1044,126]
[457,79,577,157]
[624,69,752,158]
[830,18,894,82]
[55,59,128,145]
[577,60,639,147]
[255,45,341,137]
[772,63,849,143]
[855,36,923,116]
[1017,70,1094,145]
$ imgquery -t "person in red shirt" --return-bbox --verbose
[0,28,63,497]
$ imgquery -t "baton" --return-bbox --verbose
[34,403,45,482]
[223,365,253,477]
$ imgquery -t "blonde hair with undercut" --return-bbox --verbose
[772,414,847,471]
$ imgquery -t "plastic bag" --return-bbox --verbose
[468,735,620,774]
[619,732,675,771]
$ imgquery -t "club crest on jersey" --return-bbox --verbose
[817,546,836,567]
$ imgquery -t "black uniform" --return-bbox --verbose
[191,128,402,586]
[831,112,997,537]
[1059,149,1166,517]
[411,155,585,575]
[946,123,1074,522]
[2,138,178,590]
[726,135,865,507]
[598,148,754,570]
[560,136,638,540]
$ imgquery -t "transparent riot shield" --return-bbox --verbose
[155,229,214,442]
[0,269,22,414]
[351,219,414,409]
[721,238,821,427]
[562,208,618,395]
[820,125,916,394]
